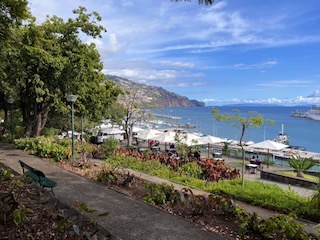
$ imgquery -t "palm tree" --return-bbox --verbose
[288,155,317,178]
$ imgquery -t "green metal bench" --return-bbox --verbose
[18,160,57,194]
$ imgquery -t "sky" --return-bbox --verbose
[28,0,320,106]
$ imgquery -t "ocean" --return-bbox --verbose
[151,106,320,153]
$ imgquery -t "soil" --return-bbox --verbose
[0,163,110,240]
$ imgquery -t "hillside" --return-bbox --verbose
[107,75,204,108]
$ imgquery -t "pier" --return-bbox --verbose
[152,113,182,120]
[290,111,307,118]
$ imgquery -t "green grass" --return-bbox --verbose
[277,171,318,182]
[107,155,319,221]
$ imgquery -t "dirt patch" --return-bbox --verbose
[0,163,110,240]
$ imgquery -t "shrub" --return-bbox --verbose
[14,137,69,161]
[288,155,317,178]
[41,128,60,137]
[144,183,176,205]
[107,154,319,221]
[179,162,203,179]
[102,138,120,158]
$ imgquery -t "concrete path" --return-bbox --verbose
[0,143,226,240]
[0,143,318,238]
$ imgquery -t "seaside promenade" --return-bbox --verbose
[0,142,318,239]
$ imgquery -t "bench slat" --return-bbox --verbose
[19,160,57,194]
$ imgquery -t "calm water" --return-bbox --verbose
[152,106,320,153]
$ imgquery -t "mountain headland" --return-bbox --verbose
[107,75,205,108]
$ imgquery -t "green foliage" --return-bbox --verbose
[262,156,275,167]
[97,166,118,183]
[0,0,29,44]
[41,127,61,137]
[0,168,14,181]
[234,209,310,240]
[108,155,172,179]
[222,142,230,156]
[107,155,319,221]
[2,6,122,137]
[0,169,30,226]
[310,176,320,211]
[174,133,190,160]
[14,136,69,161]
[102,138,120,158]
[288,155,317,178]
[178,162,203,179]
[144,183,176,205]
[212,109,274,188]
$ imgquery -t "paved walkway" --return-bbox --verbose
[0,143,318,239]
[0,143,226,240]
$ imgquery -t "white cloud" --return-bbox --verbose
[232,60,278,70]
[104,33,123,55]
[159,61,195,68]
[202,95,320,106]
[257,80,314,88]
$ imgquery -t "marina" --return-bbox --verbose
[150,106,320,153]
[97,106,320,172]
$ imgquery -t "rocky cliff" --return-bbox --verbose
[107,75,204,108]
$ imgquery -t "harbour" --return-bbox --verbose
[150,106,320,153]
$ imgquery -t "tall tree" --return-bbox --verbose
[0,0,29,40]
[212,109,273,189]
[3,7,122,136]
[117,88,151,146]
[0,0,29,119]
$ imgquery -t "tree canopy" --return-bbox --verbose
[1,6,122,136]
[212,109,274,188]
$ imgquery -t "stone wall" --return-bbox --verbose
[260,170,318,189]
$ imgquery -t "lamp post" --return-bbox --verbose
[7,97,14,143]
[81,113,84,143]
[66,95,77,160]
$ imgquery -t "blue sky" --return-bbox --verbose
[28,0,320,106]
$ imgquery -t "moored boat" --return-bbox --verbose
[274,124,289,145]
[305,105,320,121]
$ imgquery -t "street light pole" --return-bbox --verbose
[81,113,84,143]
[7,97,14,143]
[66,95,77,160]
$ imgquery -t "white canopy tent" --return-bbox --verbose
[132,126,145,133]
[151,131,202,148]
[135,129,162,141]
[248,140,288,151]
[247,140,289,165]
[178,133,201,146]
[151,131,176,144]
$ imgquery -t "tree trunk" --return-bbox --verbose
[240,125,246,189]
[127,127,133,146]
[33,107,50,136]
[296,171,304,178]
[22,102,51,137]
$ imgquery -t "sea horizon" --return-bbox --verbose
[151,105,320,153]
